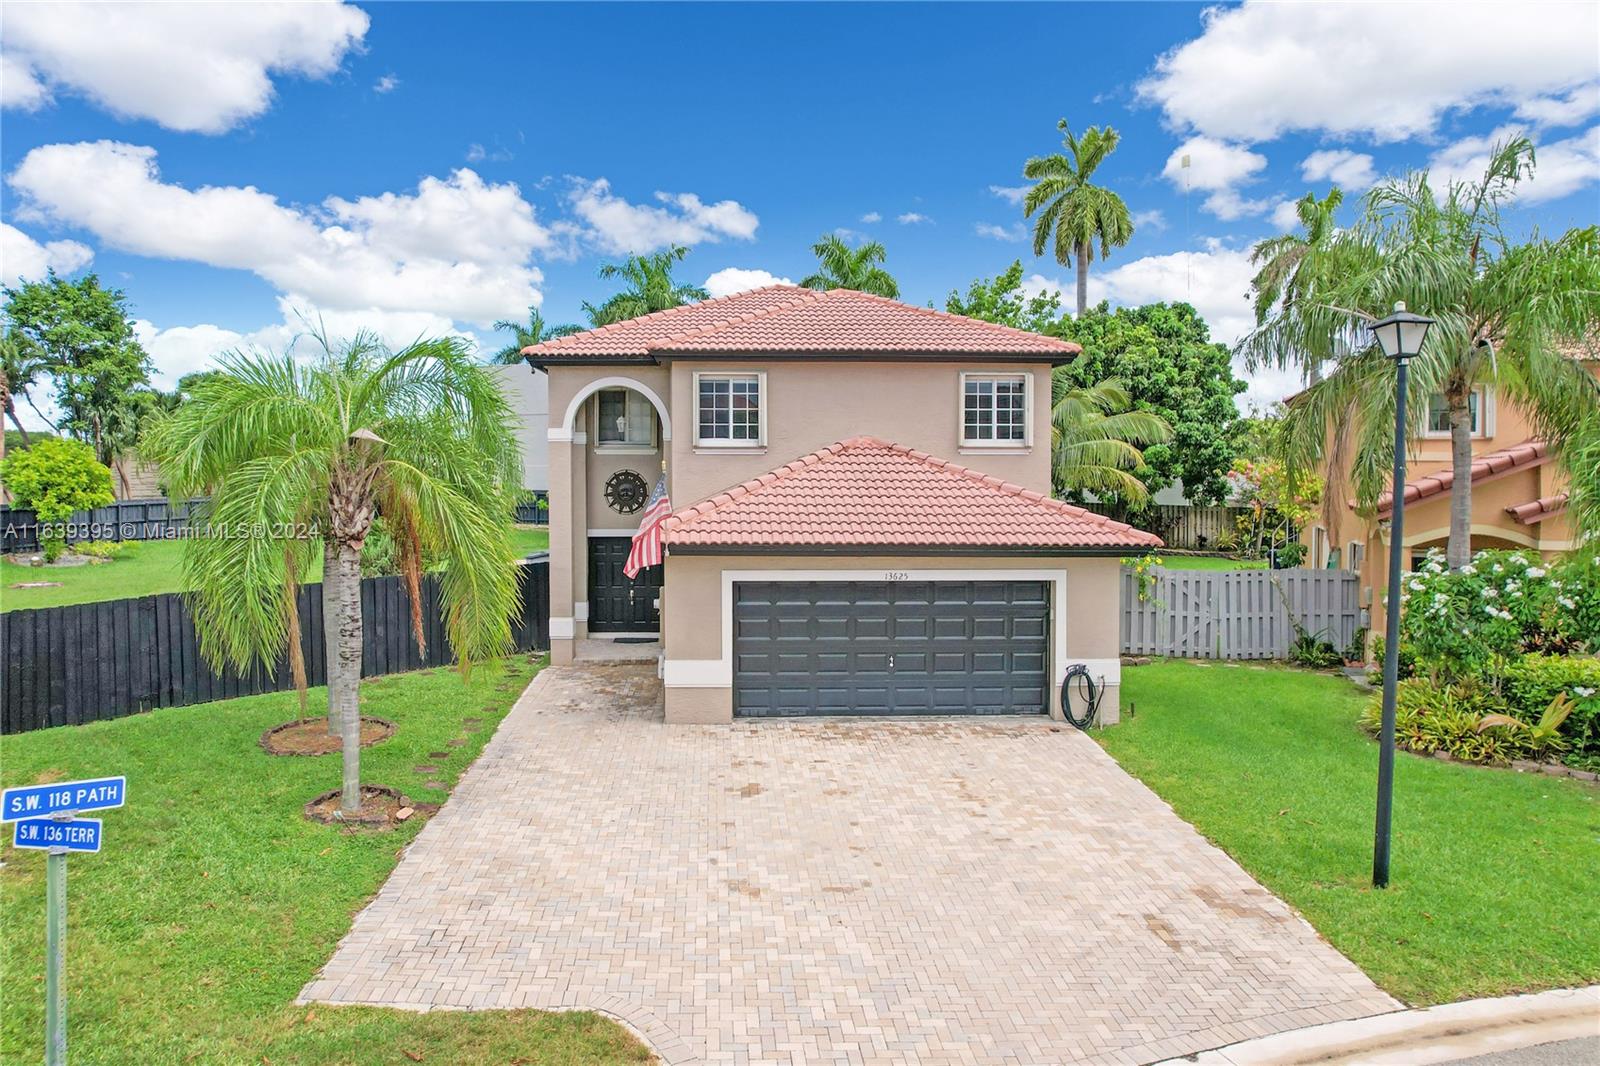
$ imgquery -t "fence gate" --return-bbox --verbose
[1120,566,1362,660]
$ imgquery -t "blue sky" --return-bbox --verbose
[3,1,1597,419]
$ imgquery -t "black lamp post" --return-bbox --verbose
[1369,300,1434,889]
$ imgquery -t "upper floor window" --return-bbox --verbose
[1424,388,1482,437]
[962,373,1029,446]
[596,388,657,447]
[695,372,764,446]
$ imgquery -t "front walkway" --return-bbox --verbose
[302,663,1396,1065]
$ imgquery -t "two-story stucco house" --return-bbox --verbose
[523,285,1161,724]
[1303,339,1598,600]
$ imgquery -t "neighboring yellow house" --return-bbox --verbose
[1304,341,1597,604]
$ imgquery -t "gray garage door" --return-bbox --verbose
[733,580,1049,717]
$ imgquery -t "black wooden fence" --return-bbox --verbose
[1,555,550,734]
[2,495,551,553]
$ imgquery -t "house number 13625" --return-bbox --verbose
[884,571,909,581]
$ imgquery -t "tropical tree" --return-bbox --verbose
[2,272,152,462]
[143,333,522,814]
[1050,376,1172,505]
[800,235,899,298]
[944,260,1062,333]
[491,306,582,362]
[1249,187,1344,384]
[583,245,709,326]
[1244,138,1600,568]
[1023,122,1134,317]
[0,329,49,457]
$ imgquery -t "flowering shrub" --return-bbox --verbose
[1394,548,1596,680]
[1499,654,1600,763]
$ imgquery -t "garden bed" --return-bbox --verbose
[260,716,396,756]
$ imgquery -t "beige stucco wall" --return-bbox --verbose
[660,551,1124,725]
[666,360,1054,508]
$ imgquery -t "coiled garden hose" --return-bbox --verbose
[1060,664,1102,730]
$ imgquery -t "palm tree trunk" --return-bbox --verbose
[324,538,365,813]
[5,405,30,448]
[1075,243,1090,318]
[1446,388,1475,570]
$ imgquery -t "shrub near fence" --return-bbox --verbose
[1121,565,1363,660]
[1,555,550,734]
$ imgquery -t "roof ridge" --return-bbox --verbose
[521,284,810,354]
[646,288,829,349]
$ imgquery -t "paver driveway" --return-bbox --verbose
[303,662,1397,1065]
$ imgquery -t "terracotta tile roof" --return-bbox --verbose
[523,285,1078,361]
[1505,493,1568,525]
[662,436,1163,551]
[1371,439,1549,515]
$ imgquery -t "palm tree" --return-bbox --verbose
[800,235,899,298]
[1051,376,1172,505]
[143,333,522,814]
[1023,122,1134,317]
[583,245,709,326]
[1245,138,1600,569]
[0,329,49,458]
[491,306,581,363]
[1250,188,1344,327]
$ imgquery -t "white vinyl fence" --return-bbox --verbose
[1121,566,1364,660]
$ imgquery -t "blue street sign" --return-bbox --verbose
[12,819,102,854]
[1,777,126,821]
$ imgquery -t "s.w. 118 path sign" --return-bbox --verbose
[3,774,126,1066]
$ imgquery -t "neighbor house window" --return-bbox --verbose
[695,372,764,445]
[1425,388,1482,437]
[596,388,657,447]
[962,373,1029,445]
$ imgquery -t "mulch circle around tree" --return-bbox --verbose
[259,716,396,756]
[303,785,432,829]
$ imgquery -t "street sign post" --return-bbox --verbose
[2,777,124,1066]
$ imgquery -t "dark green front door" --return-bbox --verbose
[587,537,661,633]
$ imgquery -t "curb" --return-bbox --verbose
[1150,986,1599,1065]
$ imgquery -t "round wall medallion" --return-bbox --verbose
[604,469,649,515]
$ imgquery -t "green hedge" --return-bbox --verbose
[1500,654,1600,761]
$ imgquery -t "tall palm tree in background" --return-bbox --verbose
[800,235,899,298]
[144,333,522,814]
[1023,122,1134,317]
[584,245,709,326]
[0,329,49,457]
[491,306,582,362]
[1050,376,1172,505]
[1244,138,1600,568]
[1249,187,1344,384]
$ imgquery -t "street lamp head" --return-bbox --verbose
[1369,301,1434,362]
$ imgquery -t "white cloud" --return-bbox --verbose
[1132,209,1167,233]
[1428,124,1600,204]
[1,2,369,133]
[373,73,400,94]
[1162,137,1269,220]
[1300,149,1376,191]
[975,222,1026,242]
[1515,83,1600,127]
[1,222,93,282]
[897,212,931,225]
[566,177,759,255]
[9,141,550,327]
[702,267,794,300]
[1,53,50,111]
[134,297,475,391]
[859,211,882,224]
[988,184,1028,205]
[1268,199,1303,231]
[1139,1,1600,144]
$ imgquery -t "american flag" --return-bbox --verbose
[623,473,671,578]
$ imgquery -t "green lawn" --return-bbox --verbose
[0,654,650,1064]
[1102,661,1600,1006]
[1157,556,1268,571]
[1,526,550,613]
